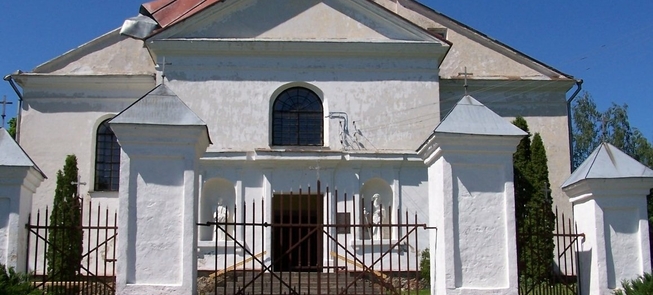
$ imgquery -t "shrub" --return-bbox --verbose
[419,248,430,284]
[0,264,42,295]
[614,273,653,295]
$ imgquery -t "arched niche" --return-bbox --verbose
[359,178,393,240]
[199,178,236,242]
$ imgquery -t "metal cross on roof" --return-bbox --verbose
[1,95,13,128]
[601,113,608,142]
[458,67,473,95]
[157,56,172,85]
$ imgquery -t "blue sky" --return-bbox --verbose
[1,1,651,140]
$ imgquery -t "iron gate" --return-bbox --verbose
[197,181,427,295]
[518,206,584,295]
[25,201,117,295]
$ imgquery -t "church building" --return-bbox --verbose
[5,0,579,293]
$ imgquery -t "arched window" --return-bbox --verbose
[94,119,120,191]
[272,87,323,146]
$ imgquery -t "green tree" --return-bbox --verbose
[523,133,555,282]
[512,117,555,284]
[7,117,16,139]
[512,117,533,226]
[571,92,653,267]
[420,248,430,284]
[571,91,653,169]
[633,130,653,168]
[571,92,601,170]
[46,155,83,282]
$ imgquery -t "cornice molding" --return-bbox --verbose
[13,74,155,99]
[14,74,155,91]
[440,78,575,92]
[146,39,448,59]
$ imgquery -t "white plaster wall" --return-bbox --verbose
[452,163,508,288]
[0,167,41,272]
[378,0,555,79]
[569,180,652,295]
[113,125,207,295]
[426,136,520,295]
[15,0,574,231]
[0,197,8,267]
[572,199,601,295]
[195,157,428,272]
[181,0,425,41]
[427,157,447,295]
[18,80,154,214]
[162,53,440,152]
[34,30,154,75]
[596,192,651,293]
[604,208,642,289]
[11,0,579,283]
[382,0,577,219]
[441,82,573,217]
[128,159,184,284]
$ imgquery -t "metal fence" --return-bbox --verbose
[26,200,117,295]
[197,181,427,295]
[518,206,584,295]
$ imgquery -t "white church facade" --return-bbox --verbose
[4,0,584,294]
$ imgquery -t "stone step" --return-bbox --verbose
[199,272,397,295]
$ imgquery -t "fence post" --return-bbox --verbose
[110,85,210,295]
[562,143,653,295]
[0,128,45,272]
[417,96,526,295]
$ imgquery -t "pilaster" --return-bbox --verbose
[0,129,45,272]
[563,143,653,295]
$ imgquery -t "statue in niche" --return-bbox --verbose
[364,194,386,240]
[213,198,229,241]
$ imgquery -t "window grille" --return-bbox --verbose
[94,119,120,191]
[272,87,323,146]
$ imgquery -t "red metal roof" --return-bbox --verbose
[141,0,223,31]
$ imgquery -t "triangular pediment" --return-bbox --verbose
[376,0,573,80]
[151,0,444,43]
[33,29,154,75]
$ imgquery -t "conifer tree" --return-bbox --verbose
[512,117,533,280]
[512,118,555,284]
[523,133,555,282]
[512,117,532,225]
[46,155,83,282]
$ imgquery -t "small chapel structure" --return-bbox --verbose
[3,0,583,294]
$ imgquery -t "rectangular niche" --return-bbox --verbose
[604,208,641,289]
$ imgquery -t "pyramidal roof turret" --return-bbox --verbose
[434,95,526,136]
[562,142,653,189]
[111,83,206,126]
[0,128,46,178]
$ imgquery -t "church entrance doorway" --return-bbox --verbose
[272,193,323,272]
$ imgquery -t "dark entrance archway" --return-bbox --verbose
[272,193,323,272]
